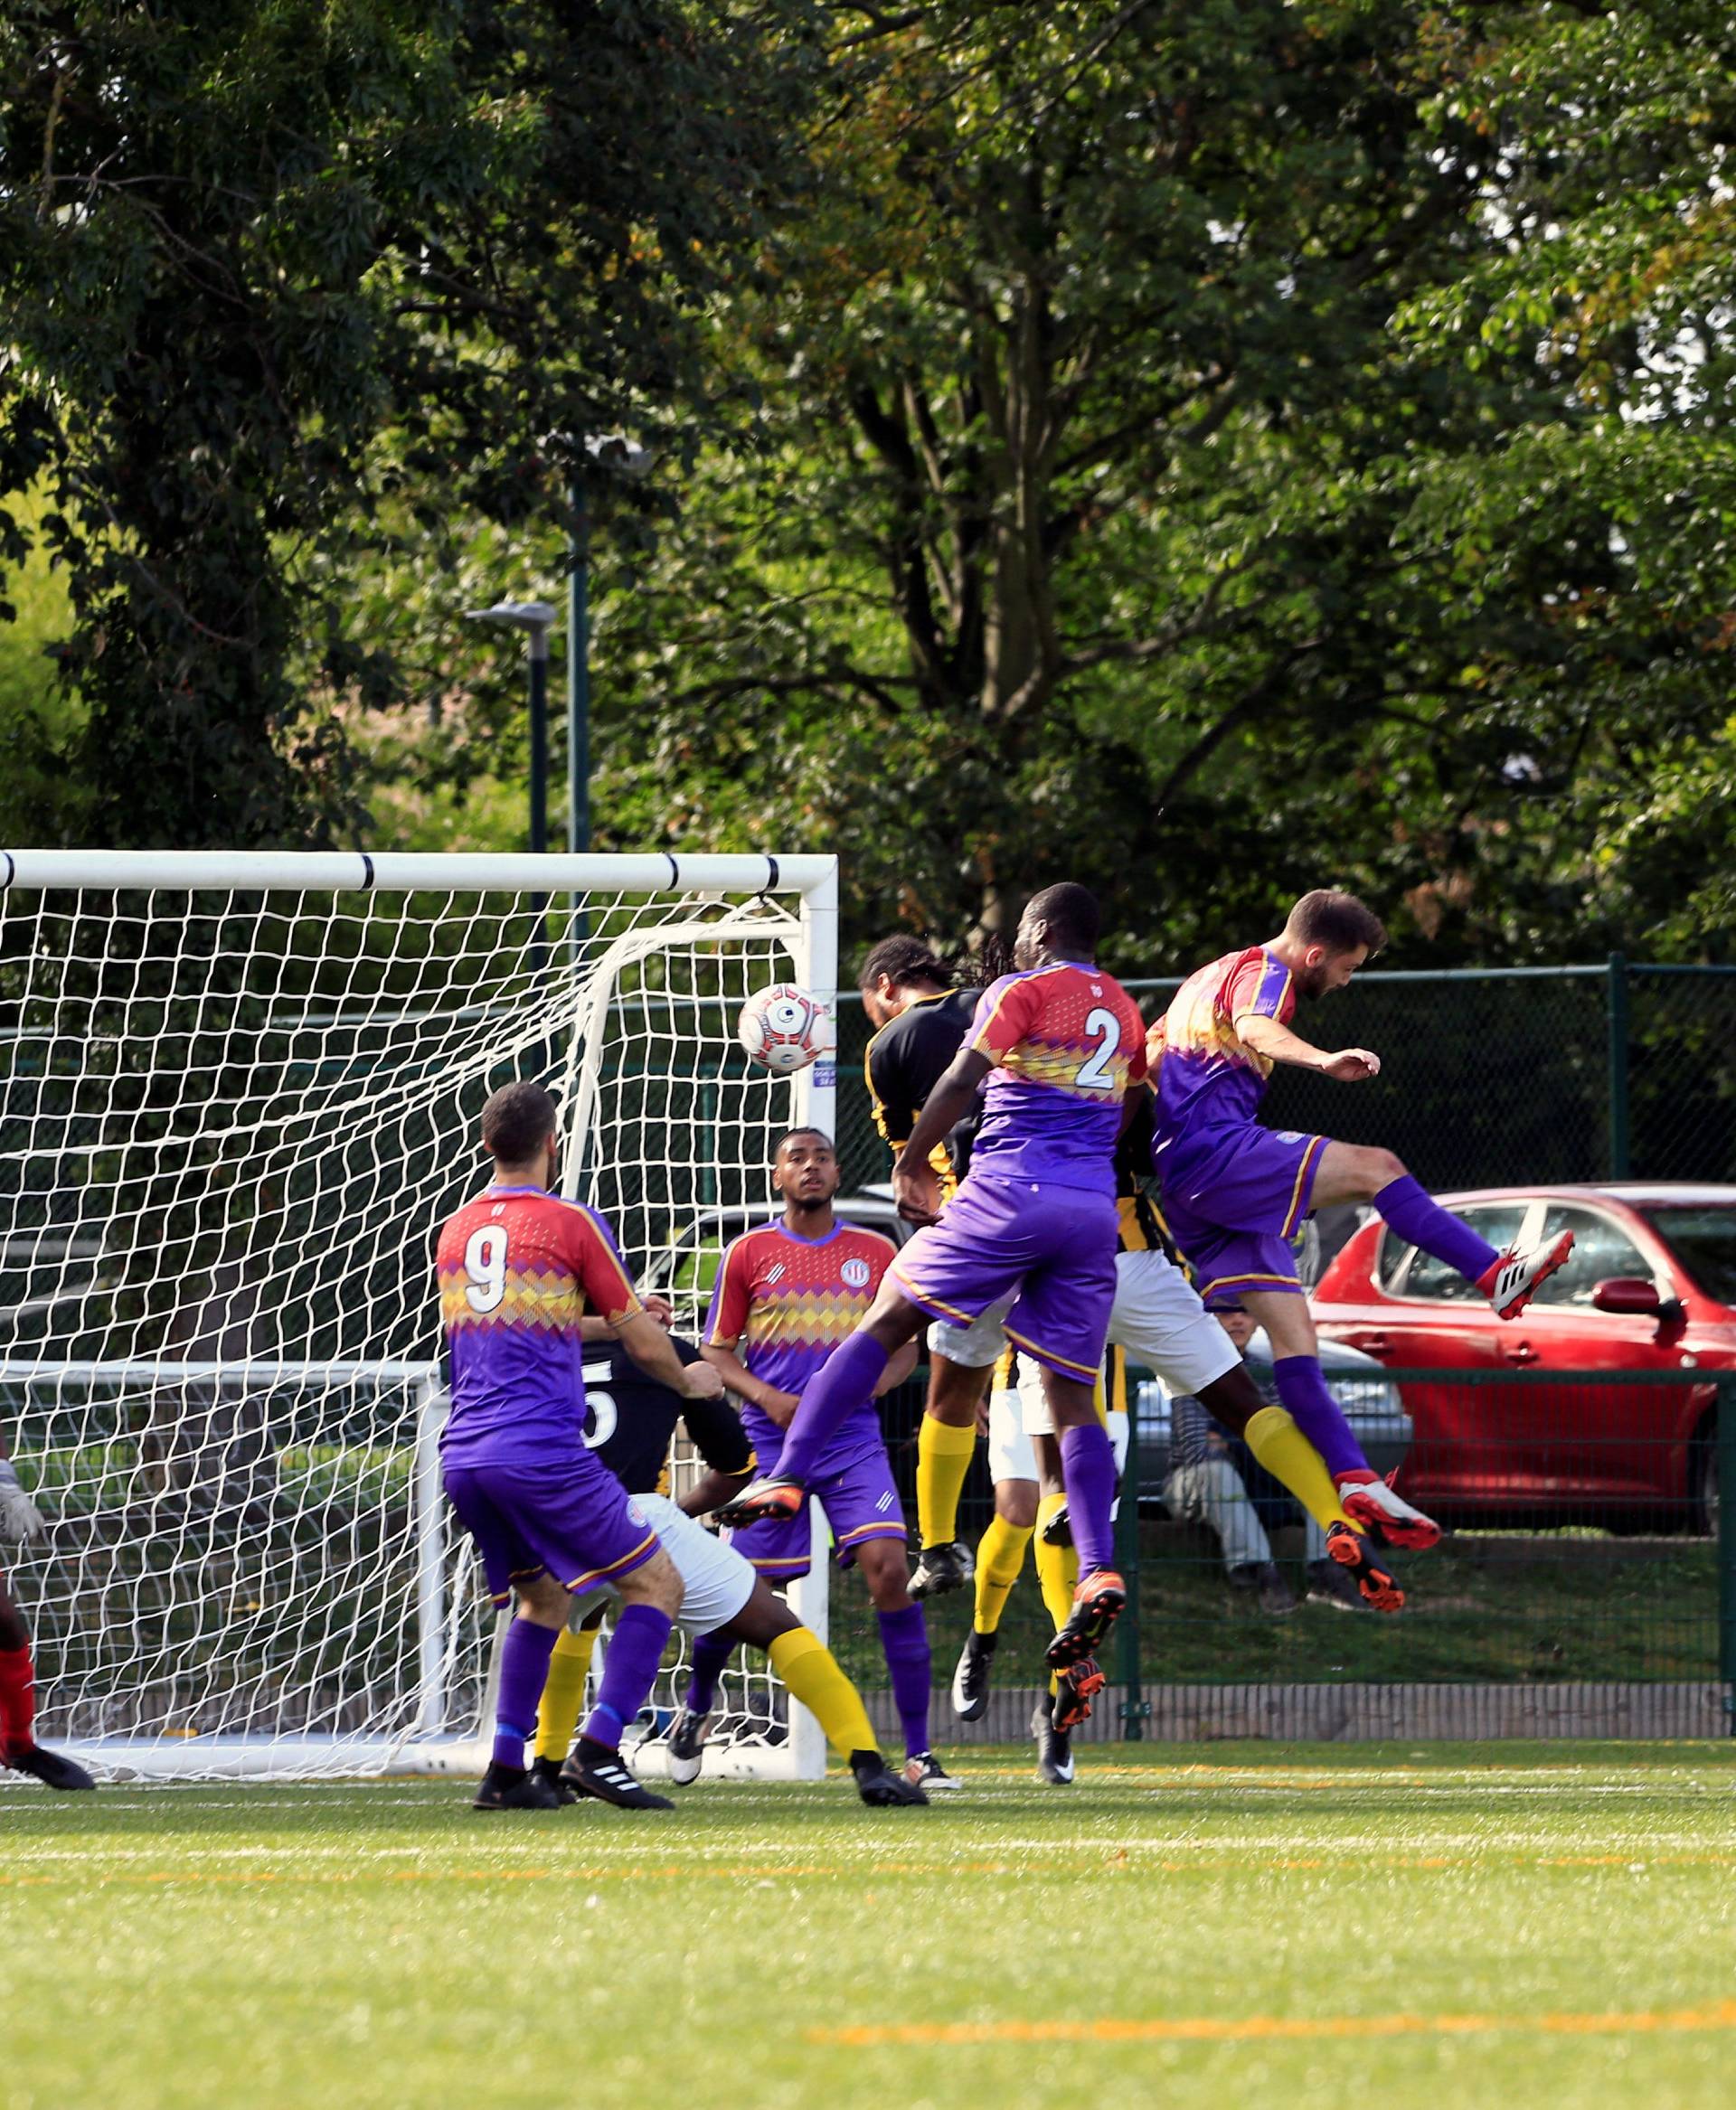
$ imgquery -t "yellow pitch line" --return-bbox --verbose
[814,1999,1736,2048]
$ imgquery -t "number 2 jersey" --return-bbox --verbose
[965,962,1148,1194]
[435,1183,643,1468]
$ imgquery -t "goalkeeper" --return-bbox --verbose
[0,1436,96,1790]
[531,1311,926,1809]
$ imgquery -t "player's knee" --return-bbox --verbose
[858,1543,911,1610]
[995,1483,1038,1531]
[1348,1144,1406,1197]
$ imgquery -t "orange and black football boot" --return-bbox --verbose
[1044,1568,1127,1670]
[1325,1521,1404,1613]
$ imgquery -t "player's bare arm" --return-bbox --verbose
[700,1338,801,1426]
[872,1342,920,1396]
[618,1309,725,1399]
[894,1047,993,1223]
[1237,1011,1381,1081]
[581,1295,673,1341]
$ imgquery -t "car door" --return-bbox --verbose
[1333,1200,1533,1512]
[1495,1201,1687,1519]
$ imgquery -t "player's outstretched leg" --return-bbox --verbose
[1312,1143,1575,1322]
[719,1291,928,1525]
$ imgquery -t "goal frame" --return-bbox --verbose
[0,848,839,1783]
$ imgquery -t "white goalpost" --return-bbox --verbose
[0,849,838,1781]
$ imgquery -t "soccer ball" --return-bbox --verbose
[737,983,832,1075]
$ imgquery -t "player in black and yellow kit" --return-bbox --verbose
[858,937,990,1597]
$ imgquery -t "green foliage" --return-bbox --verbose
[0,0,816,847]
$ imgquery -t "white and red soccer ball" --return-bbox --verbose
[737,983,832,1075]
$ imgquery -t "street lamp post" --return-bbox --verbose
[466,598,560,976]
[563,435,653,858]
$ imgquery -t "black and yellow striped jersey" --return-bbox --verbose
[863,986,982,1195]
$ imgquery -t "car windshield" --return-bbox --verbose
[1644,1207,1736,1305]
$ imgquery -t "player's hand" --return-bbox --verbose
[892,1162,942,1227]
[642,1294,675,1330]
[1320,1048,1381,1082]
[759,1388,802,1428]
[679,1362,726,1402]
[0,1472,45,1542]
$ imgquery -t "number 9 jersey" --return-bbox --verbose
[435,1183,644,1466]
[966,963,1148,1194]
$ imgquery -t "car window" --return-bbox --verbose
[1530,1205,1650,1307]
[1383,1204,1529,1299]
[1644,1207,1736,1304]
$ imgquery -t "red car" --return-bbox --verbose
[1312,1184,1735,1532]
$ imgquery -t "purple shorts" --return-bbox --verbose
[892,1172,1118,1381]
[443,1449,658,1606]
[728,1430,906,1578]
[1157,1122,1326,1307]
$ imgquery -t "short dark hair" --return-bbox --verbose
[1023,881,1099,956]
[1286,890,1386,956]
[481,1080,559,1163]
[857,937,952,992]
[773,1126,834,1160]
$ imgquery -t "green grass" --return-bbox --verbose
[835,1521,1722,1687]
[6,1742,1736,2109]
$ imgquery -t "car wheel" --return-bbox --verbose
[1689,1418,1719,1540]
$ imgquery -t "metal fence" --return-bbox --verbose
[834,960,1736,1197]
[820,1365,1736,1743]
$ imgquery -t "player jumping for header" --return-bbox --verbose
[436,1079,727,1813]
[701,1128,958,1794]
[1151,889,1573,1550]
[722,883,1146,1672]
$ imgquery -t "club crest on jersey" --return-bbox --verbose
[841,1257,872,1289]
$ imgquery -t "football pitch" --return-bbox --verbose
[6,1741,1735,2110]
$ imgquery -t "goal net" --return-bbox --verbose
[0,850,837,1781]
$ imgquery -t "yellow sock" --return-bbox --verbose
[1244,1406,1355,1534]
[972,1514,1033,1634]
[770,1627,877,1761]
[1033,1493,1079,1700]
[916,1416,977,1546]
[533,1623,599,1763]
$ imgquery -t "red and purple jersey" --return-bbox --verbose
[704,1220,897,1455]
[964,963,1147,1193]
[1152,945,1296,1142]
[435,1184,642,1465]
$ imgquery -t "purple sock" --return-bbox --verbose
[582,1603,673,1751]
[876,1604,932,1760]
[1058,1420,1118,1576]
[1374,1174,1499,1284]
[684,1629,734,1715]
[777,1333,891,1484]
[493,1617,559,1769]
[1272,1356,1368,1480]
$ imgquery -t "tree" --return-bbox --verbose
[0,0,816,847]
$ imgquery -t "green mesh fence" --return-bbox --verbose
[827,962,1736,1740]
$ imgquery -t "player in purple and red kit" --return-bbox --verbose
[1152,889,1574,1550]
[722,883,1146,1674]
[701,1129,958,1794]
[436,1079,726,1813]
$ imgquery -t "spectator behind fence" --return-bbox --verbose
[1164,1308,1368,1614]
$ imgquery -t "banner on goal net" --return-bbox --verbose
[0,851,837,1781]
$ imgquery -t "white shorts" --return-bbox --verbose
[926,1289,1017,1370]
[986,1372,1130,1482]
[1107,1247,1241,1397]
[567,1491,756,1640]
